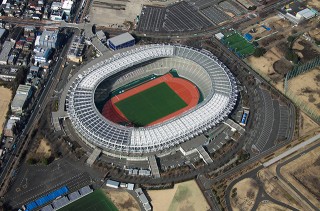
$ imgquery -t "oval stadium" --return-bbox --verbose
[65,44,238,159]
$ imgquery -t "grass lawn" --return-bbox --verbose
[58,189,118,211]
[115,82,187,126]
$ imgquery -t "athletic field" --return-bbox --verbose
[115,82,187,126]
[223,32,255,57]
[58,189,118,211]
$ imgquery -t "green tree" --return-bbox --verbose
[27,157,37,165]
[253,47,267,57]
[285,51,299,64]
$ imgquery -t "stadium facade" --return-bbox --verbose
[65,44,238,160]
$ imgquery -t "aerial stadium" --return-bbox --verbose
[65,44,238,159]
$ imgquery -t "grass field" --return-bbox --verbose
[223,32,255,57]
[115,82,187,126]
[58,189,118,211]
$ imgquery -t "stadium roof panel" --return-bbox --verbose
[66,44,237,158]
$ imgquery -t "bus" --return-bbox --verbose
[240,109,249,126]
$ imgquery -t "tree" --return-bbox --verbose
[27,157,37,165]
[248,5,257,10]
[285,50,299,64]
[253,47,267,57]
[41,157,49,165]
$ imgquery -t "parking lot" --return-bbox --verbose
[4,157,98,209]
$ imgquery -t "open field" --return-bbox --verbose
[59,189,118,211]
[287,67,320,116]
[89,0,176,27]
[307,0,320,10]
[103,189,140,211]
[115,82,187,126]
[299,111,320,137]
[147,180,209,211]
[0,86,12,136]
[246,47,283,80]
[257,202,290,211]
[230,178,259,211]
[258,166,303,210]
[280,146,320,208]
[36,138,52,157]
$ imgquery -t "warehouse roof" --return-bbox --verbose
[108,32,134,46]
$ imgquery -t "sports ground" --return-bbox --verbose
[102,73,200,127]
[223,32,255,57]
[58,189,118,211]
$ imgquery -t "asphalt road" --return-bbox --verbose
[224,165,299,211]
[0,32,74,196]
[276,141,320,211]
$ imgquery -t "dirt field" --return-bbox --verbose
[104,189,140,211]
[287,67,320,115]
[89,0,177,27]
[246,47,284,81]
[257,202,290,211]
[36,138,52,157]
[307,0,320,10]
[147,180,209,211]
[299,111,320,137]
[230,178,259,211]
[0,86,12,136]
[280,146,320,208]
[258,167,303,210]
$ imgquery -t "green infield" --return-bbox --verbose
[115,82,187,126]
[58,189,118,211]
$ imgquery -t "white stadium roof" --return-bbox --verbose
[66,44,237,157]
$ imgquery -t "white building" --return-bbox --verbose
[106,180,119,188]
[11,85,32,115]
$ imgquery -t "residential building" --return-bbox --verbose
[34,48,52,64]
[38,30,61,48]
[11,84,32,115]
[0,68,17,81]
[9,27,23,43]
[0,41,14,65]
[0,28,8,43]
[67,35,85,63]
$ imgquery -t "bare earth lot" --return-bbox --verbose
[0,86,12,135]
[89,0,176,27]
[258,166,303,210]
[281,146,320,208]
[36,138,52,157]
[287,68,320,115]
[230,178,259,211]
[104,189,140,211]
[147,180,209,211]
[257,201,290,211]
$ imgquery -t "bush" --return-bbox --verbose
[253,47,267,57]
[285,51,299,64]
[27,157,37,165]
[248,5,257,10]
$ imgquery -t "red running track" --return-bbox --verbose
[101,74,199,126]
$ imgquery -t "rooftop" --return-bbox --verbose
[107,32,134,46]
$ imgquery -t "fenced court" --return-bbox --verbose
[222,31,256,58]
[58,189,118,211]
